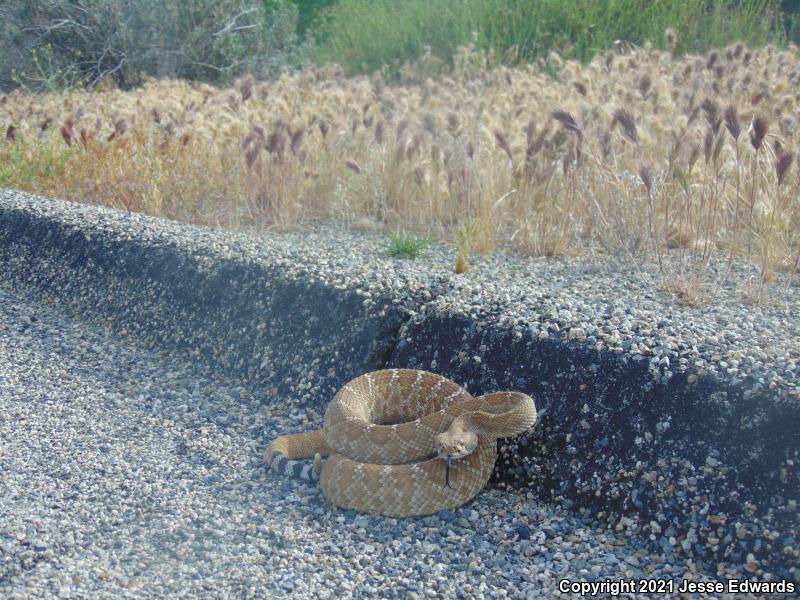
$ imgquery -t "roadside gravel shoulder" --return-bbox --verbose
[0,284,757,599]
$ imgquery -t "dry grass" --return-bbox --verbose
[2,39,799,303]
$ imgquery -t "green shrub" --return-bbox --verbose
[268,0,337,39]
[0,0,311,91]
[313,0,788,78]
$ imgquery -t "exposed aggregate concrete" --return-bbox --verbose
[0,188,797,581]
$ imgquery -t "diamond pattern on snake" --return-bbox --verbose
[265,368,537,517]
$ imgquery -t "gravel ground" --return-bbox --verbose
[0,283,778,599]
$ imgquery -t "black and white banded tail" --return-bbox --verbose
[268,452,319,482]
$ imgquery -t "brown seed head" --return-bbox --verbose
[776,152,793,187]
[241,78,253,102]
[638,74,651,98]
[79,128,92,150]
[700,98,721,134]
[750,115,768,151]
[406,134,421,160]
[345,159,362,174]
[551,109,583,141]
[60,124,74,147]
[5,124,15,142]
[267,130,285,159]
[242,132,256,150]
[525,119,536,149]
[290,127,305,156]
[493,129,513,161]
[639,166,653,194]
[613,108,638,143]
[599,131,612,160]
[245,147,259,169]
[723,105,740,140]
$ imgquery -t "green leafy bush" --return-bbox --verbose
[313,0,788,78]
[0,0,311,91]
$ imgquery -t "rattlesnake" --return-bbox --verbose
[264,369,537,517]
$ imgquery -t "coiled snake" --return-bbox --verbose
[265,369,537,517]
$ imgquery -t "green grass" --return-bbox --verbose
[385,230,432,259]
[0,137,78,190]
[312,0,788,78]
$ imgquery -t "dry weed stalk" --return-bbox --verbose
[1,42,799,302]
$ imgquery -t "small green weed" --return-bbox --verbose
[385,230,432,259]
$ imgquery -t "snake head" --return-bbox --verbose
[435,427,478,461]
[436,418,478,489]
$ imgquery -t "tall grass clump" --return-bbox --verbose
[2,38,800,304]
[314,0,787,78]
